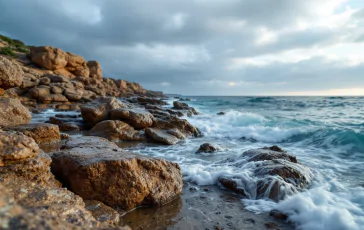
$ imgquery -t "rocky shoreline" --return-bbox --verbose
[0,35,309,229]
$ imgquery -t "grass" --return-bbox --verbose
[0,47,17,57]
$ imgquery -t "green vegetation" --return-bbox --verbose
[0,47,17,57]
[16,46,29,53]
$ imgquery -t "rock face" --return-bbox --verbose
[6,123,61,145]
[196,143,218,154]
[51,136,183,210]
[30,46,68,70]
[0,131,114,229]
[0,98,31,127]
[80,97,127,127]
[0,56,24,89]
[218,146,311,201]
[89,120,145,141]
[110,108,154,129]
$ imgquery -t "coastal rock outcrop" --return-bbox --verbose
[80,96,127,127]
[145,128,181,145]
[0,56,24,89]
[152,116,202,137]
[218,146,311,201]
[89,120,145,141]
[172,101,198,116]
[30,46,69,70]
[0,98,31,127]
[51,136,183,210]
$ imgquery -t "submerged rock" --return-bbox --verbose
[89,120,145,141]
[0,98,32,127]
[51,136,183,210]
[196,143,218,154]
[219,146,311,201]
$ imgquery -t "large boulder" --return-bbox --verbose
[80,97,127,127]
[6,123,60,145]
[110,108,154,129]
[30,46,68,70]
[51,136,183,210]
[87,61,102,80]
[88,120,145,141]
[218,146,312,201]
[0,56,24,89]
[0,131,118,229]
[66,52,86,72]
[0,98,31,127]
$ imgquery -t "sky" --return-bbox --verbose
[1,0,364,96]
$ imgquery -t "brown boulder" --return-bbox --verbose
[89,120,145,141]
[73,67,90,77]
[152,116,202,137]
[6,123,60,145]
[30,46,68,70]
[51,136,183,210]
[145,128,180,145]
[0,98,31,127]
[110,108,154,129]
[66,52,86,71]
[38,94,68,103]
[80,96,127,127]
[39,77,51,85]
[28,87,51,99]
[0,56,24,89]
[87,61,102,80]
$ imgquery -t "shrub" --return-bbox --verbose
[0,47,16,57]
[16,46,29,53]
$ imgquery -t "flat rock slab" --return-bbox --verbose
[51,136,183,210]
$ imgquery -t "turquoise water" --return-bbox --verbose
[131,96,364,230]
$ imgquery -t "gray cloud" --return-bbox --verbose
[1,0,364,95]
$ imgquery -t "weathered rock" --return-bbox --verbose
[87,61,102,80]
[47,74,69,83]
[60,122,81,131]
[66,52,86,71]
[196,143,218,154]
[137,97,168,105]
[80,97,127,127]
[6,123,60,145]
[64,88,83,101]
[152,116,201,137]
[0,130,39,165]
[172,101,198,116]
[85,200,120,226]
[73,67,90,77]
[51,136,183,210]
[28,87,51,99]
[110,108,154,129]
[39,77,51,85]
[145,128,180,145]
[38,94,68,103]
[89,120,145,141]
[60,133,70,140]
[30,46,68,70]
[0,98,31,127]
[0,56,24,89]
[51,85,63,94]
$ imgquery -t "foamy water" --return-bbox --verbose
[128,96,364,230]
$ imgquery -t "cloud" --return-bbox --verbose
[0,0,364,95]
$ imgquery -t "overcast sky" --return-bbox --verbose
[1,0,364,95]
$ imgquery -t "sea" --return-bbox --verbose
[129,96,364,230]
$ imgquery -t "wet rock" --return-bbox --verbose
[0,56,24,89]
[218,177,247,196]
[217,112,226,115]
[172,101,198,116]
[51,136,183,210]
[110,108,154,129]
[0,98,31,127]
[89,120,145,141]
[269,209,288,220]
[220,147,311,201]
[5,123,60,145]
[145,128,180,145]
[265,222,278,229]
[80,96,127,127]
[85,200,120,226]
[152,116,202,137]
[196,143,218,154]
[60,133,70,140]
[137,97,168,105]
